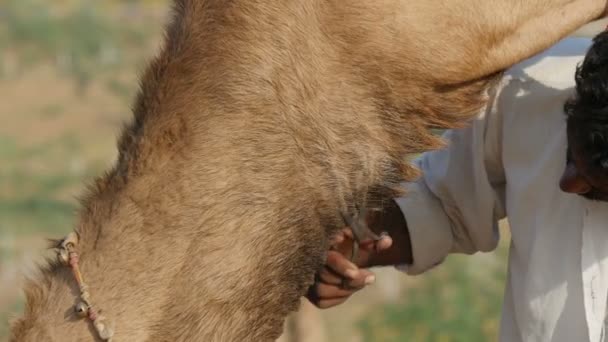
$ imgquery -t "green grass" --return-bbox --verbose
[0,300,24,341]
[40,104,64,119]
[0,136,99,237]
[0,198,75,237]
[358,244,508,342]
[0,0,152,94]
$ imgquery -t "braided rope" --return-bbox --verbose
[58,233,114,341]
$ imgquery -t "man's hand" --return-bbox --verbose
[307,199,412,309]
[307,228,393,309]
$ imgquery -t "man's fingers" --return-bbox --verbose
[318,266,343,286]
[330,233,345,245]
[317,296,351,309]
[376,234,393,250]
[306,280,355,309]
[340,227,354,239]
[359,233,392,252]
[318,265,376,288]
[326,250,360,279]
[315,282,358,298]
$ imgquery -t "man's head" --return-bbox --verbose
[561,31,608,201]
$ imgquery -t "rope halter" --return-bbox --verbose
[56,232,114,341]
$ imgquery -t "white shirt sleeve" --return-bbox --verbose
[395,79,508,275]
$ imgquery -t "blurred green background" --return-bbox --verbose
[0,1,601,341]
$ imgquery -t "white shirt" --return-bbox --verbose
[395,37,608,342]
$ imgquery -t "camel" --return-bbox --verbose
[9,0,608,341]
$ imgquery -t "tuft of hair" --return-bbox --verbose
[8,256,65,342]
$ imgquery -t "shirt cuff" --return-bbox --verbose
[393,181,454,275]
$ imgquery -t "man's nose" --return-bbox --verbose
[560,164,592,194]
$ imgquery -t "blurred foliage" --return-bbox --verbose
[0,133,104,237]
[0,300,22,340]
[0,0,155,94]
[358,245,508,342]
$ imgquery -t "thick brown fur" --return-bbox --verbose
[10,0,607,341]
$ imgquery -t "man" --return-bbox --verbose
[308,32,608,341]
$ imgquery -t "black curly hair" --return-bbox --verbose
[564,30,608,173]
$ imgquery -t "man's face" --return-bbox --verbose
[560,133,608,202]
